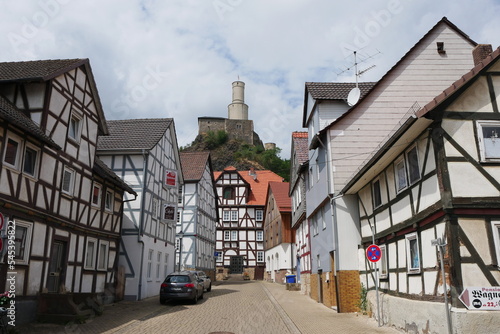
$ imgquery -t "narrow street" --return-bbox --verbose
[18,279,399,334]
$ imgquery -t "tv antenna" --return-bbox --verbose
[340,49,380,106]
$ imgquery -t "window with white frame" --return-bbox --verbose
[379,245,388,279]
[317,254,321,269]
[256,230,263,241]
[147,249,153,280]
[68,112,82,142]
[321,207,326,230]
[491,221,500,267]
[223,210,230,222]
[216,251,223,262]
[23,144,39,177]
[394,156,407,193]
[152,198,158,218]
[406,145,421,185]
[257,251,264,263]
[406,233,420,273]
[84,238,97,270]
[3,136,21,169]
[13,220,33,265]
[231,230,238,241]
[224,230,230,241]
[231,210,238,222]
[97,240,109,271]
[256,209,263,221]
[92,183,101,207]
[164,254,169,278]
[478,122,500,161]
[105,190,113,212]
[62,167,75,195]
[372,178,382,209]
[156,251,162,280]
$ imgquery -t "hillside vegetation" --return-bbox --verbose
[181,130,290,181]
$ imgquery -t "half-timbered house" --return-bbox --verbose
[305,17,478,313]
[289,131,311,295]
[178,151,218,281]
[214,166,283,280]
[97,118,182,300]
[343,45,500,333]
[0,59,136,324]
[264,181,293,283]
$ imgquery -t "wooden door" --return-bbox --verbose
[47,241,66,293]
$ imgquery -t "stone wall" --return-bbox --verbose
[198,118,225,135]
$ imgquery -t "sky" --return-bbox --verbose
[1,0,500,159]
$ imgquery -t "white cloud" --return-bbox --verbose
[1,0,499,160]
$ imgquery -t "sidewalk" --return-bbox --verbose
[261,281,400,334]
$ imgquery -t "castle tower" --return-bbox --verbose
[228,81,249,120]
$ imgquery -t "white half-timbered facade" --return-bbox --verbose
[214,166,283,280]
[343,46,500,333]
[97,118,182,300]
[178,151,218,280]
[0,59,135,324]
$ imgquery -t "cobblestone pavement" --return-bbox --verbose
[17,280,401,334]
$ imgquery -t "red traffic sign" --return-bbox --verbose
[366,244,382,262]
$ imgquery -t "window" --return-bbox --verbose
[231,230,238,241]
[317,254,321,269]
[156,251,162,280]
[13,220,33,265]
[97,240,109,271]
[3,137,21,168]
[372,179,382,209]
[177,209,182,223]
[62,167,75,195]
[406,233,420,273]
[23,145,39,177]
[216,251,223,262]
[406,146,420,185]
[224,230,230,241]
[321,207,326,230]
[379,245,388,279]
[223,210,230,222]
[256,230,263,241]
[92,184,101,207]
[256,209,263,221]
[231,210,238,222]
[84,238,97,270]
[478,122,500,160]
[394,157,407,192]
[164,254,169,278]
[147,249,153,280]
[178,185,183,204]
[491,221,500,267]
[152,198,158,218]
[105,190,113,212]
[68,112,82,142]
[257,251,264,263]
[223,187,235,200]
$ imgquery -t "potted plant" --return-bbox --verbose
[0,291,12,307]
[243,272,250,280]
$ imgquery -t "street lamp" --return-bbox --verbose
[177,230,184,272]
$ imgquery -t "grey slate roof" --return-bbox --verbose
[93,158,136,195]
[305,82,376,100]
[97,118,173,151]
[0,95,59,148]
[0,59,87,82]
[180,151,211,181]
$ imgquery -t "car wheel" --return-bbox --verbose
[192,293,198,304]
[200,290,204,300]
[160,297,167,305]
[207,284,212,292]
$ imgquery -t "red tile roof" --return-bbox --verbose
[292,131,308,138]
[268,182,291,212]
[214,167,284,206]
[180,151,211,181]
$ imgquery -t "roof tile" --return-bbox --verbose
[180,151,211,181]
[0,59,87,82]
[269,181,291,212]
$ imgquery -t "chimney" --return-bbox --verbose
[472,44,493,65]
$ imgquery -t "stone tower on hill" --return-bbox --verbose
[198,81,263,146]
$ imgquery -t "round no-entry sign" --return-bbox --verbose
[366,244,382,262]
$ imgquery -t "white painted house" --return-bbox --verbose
[0,59,135,324]
[178,151,218,280]
[343,45,500,334]
[97,118,182,300]
[305,17,478,312]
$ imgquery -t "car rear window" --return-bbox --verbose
[165,275,190,283]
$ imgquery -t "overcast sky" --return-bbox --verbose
[2,0,500,159]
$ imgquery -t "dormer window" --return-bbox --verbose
[223,187,235,200]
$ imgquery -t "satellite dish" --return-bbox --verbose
[347,87,361,106]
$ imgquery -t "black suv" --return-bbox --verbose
[160,271,204,304]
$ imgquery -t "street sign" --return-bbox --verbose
[459,287,500,310]
[366,244,382,263]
